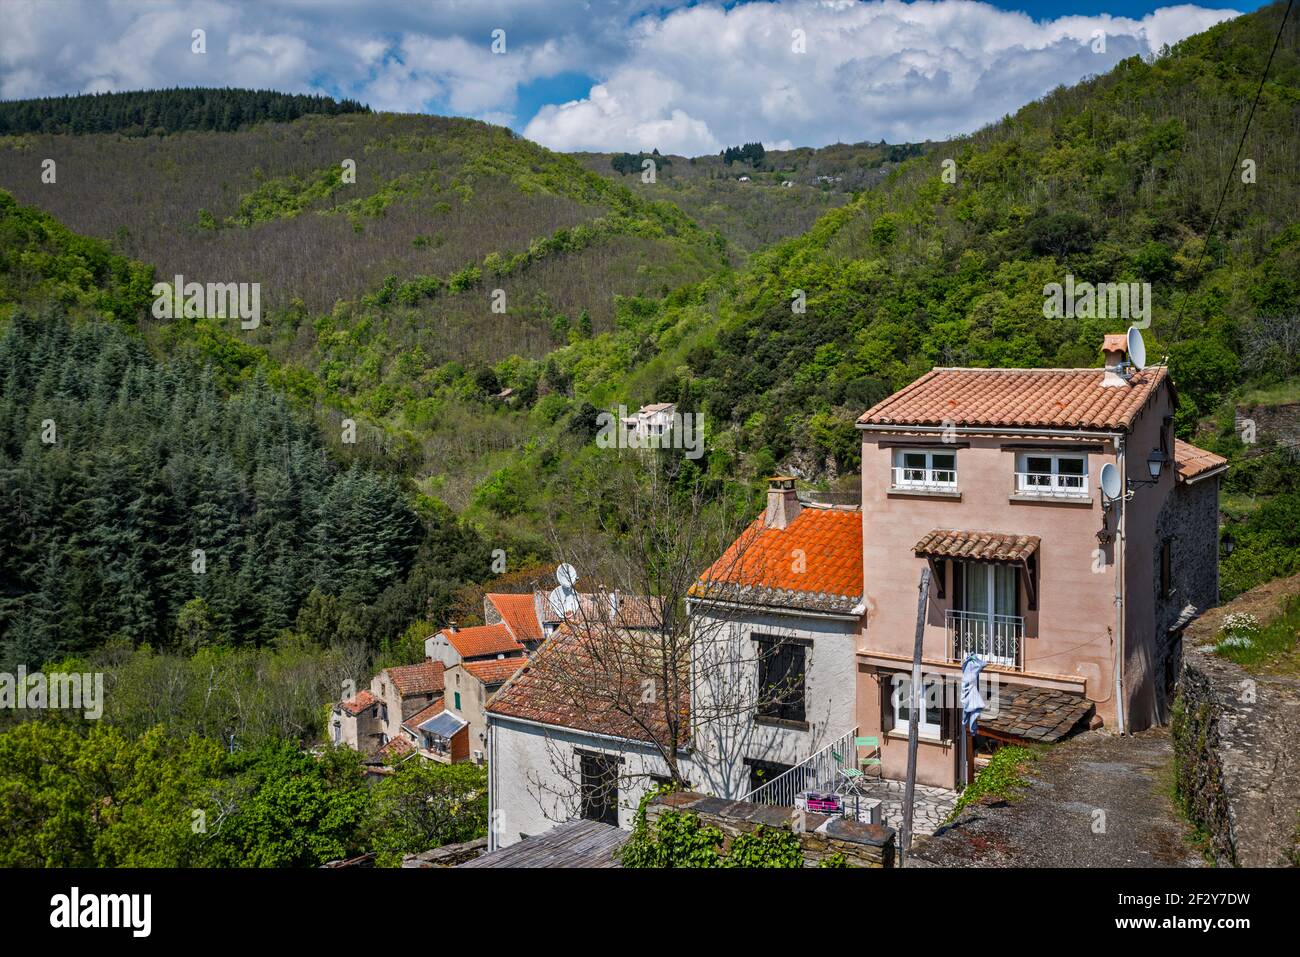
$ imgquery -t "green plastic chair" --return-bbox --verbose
[856,735,882,776]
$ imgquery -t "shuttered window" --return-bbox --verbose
[754,635,807,723]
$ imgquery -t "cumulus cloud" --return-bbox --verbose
[522,1,1242,149]
[0,0,1243,150]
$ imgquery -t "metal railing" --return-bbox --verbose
[946,610,1023,669]
[1014,471,1088,497]
[743,726,859,808]
[891,466,957,491]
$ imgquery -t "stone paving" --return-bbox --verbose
[837,778,959,836]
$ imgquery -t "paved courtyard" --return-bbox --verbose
[838,778,959,836]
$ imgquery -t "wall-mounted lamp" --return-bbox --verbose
[1127,447,1167,490]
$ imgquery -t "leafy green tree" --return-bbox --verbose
[367,760,488,866]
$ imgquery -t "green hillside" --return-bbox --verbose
[573,139,927,255]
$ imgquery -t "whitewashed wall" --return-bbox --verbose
[688,605,861,800]
[487,716,676,850]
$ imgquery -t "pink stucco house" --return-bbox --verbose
[853,335,1226,789]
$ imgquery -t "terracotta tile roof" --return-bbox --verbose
[690,504,863,614]
[378,735,415,760]
[486,592,545,643]
[463,657,527,685]
[487,624,690,743]
[979,684,1093,743]
[914,529,1040,563]
[385,660,445,697]
[402,699,445,733]
[1174,439,1228,484]
[858,366,1169,432]
[573,593,667,630]
[338,690,377,716]
[442,623,524,660]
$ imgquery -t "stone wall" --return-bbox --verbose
[646,791,895,867]
[1173,576,1300,867]
[402,836,488,867]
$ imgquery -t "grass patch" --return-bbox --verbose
[943,745,1039,824]
[1238,378,1300,407]
[1211,597,1300,674]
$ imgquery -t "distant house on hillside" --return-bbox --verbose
[620,402,677,449]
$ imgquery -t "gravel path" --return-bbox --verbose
[907,728,1204,867]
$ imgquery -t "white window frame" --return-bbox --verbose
[891,674,943,738]
[892,448,957,490]
[1015,452,1087,496]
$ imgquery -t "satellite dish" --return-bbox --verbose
[1126,326,1146,372]
[548,563,580,618]
[1099,462,1121,503]
[548,585,579,618]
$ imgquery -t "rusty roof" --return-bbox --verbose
[1174,439,1228,484]
[914,529,1040,563]
[690,504,863,615]
[859,366,1168,432]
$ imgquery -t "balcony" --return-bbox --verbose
[1013,471,1088,499]
[891,465,957,493]
[946,609,1023,669]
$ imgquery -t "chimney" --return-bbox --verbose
[1100,333,1129,388]
[764,476,801,530]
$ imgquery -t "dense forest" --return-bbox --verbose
[0,88,369,136]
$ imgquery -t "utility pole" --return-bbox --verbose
[900,566,930,866]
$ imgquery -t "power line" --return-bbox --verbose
[1171,0,1295,339]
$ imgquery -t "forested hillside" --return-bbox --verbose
[573,139,928,254]
[0,112,727,351]
[0,88,369,136]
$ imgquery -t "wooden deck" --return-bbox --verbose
[458,819,626,868]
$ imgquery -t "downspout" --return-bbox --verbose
[487,720,497,852]
[1114,434,1127,735]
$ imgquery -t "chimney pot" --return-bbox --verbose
[765,476,801,530]
[1100,333,1130,388]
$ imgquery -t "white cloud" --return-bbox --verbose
[0,0,1243,151]
[523,0,1243,150]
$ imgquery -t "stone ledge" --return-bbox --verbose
[647,791,895,867]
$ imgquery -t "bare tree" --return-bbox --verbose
[521,452,801,804]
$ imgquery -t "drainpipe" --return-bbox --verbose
[1114,434,1127,735]
[487,721,497,852]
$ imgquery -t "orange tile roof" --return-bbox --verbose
[914,529,1040,563]
[486,592,545,643]
[338,690,377,716]
[487,624,689,743]
[690,504,863,614]
[858,366,1169,432]
[1174,439,1228,484]
[463,657,527,685]
[385,660,445,697]
[402,698,445,733]
[443,623,525,660]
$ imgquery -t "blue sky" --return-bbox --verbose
[0,0,1262,151]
